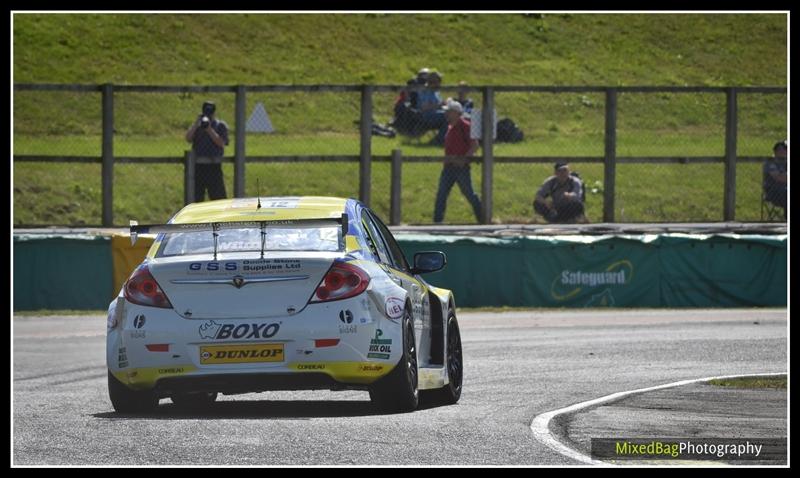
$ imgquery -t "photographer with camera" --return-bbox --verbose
[185,100,229,201]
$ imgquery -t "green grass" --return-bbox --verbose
[12,13,787,225]
[13,14,787,85]
[708,375,787,389]
[13,156,770,225]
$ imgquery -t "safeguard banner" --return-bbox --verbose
[395,234,787,308]
[12,232,787,310]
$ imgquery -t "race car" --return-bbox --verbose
[107,196,463,413]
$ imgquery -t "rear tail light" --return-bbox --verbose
[310,262,370,303]
[124,265,173,309]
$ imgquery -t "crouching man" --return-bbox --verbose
[533,161,587,224]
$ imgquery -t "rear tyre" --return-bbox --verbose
[108,370,159,413]
[421,312,463,406]
[171,392,218,411]
[369,308,419,413]
[439,312,463,404]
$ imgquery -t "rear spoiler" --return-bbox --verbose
[130,214,349,259]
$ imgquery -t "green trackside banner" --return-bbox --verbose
[395,234,786,308]
[11,232,786,310]
[656,234,787,307]
[14,235,113,310]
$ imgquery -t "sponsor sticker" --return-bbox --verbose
[385,297,404,320]
[368,329,392,359]
[129,330,146,339]
[228,198,299,209]
[241,258,302,273]
[199,343,285,364]
[339,310,354,324]
[296,363,326,370]
[359,364,384,373]
[339,310,357,333]
[186,259,302,275]
[118,347,128,368]
[158,367,185,374]
[198,320,280,340]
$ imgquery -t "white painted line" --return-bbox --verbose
[530,372,787,466]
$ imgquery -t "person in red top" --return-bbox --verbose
[433,100,482,223]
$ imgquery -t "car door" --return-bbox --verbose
[362,209,431,349]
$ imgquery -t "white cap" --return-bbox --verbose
[443,100,463,114]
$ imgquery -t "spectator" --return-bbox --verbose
[185,101,229,201]
[391,77,424,137]
[433,100,482,223]
[415,71,449,145]
[533,162,586,223]
[390,69,433,138]
[402,67,430,111]
[417,67,431,81]
[764,140,788,216]
[452,80,475,117]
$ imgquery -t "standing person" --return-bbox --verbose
[763,140,788,216]
[533,162,586,223]
[433,100,482,224]
[185,100,229,201]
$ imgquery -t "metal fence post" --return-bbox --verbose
[603,88,617,222]
[184,150,195,205]
[101,83,114,226]
[234,85,246,198]
[390,149,402,225]
[480,87,494,224]
[359,85,373,206]
[724,87,738,221]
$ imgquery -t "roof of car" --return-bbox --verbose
[170,196,350,224]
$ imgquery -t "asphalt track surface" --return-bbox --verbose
[13,309,787,466]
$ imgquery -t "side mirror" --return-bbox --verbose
[411,251,446,275]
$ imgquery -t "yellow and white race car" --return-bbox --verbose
[107,196,462,413]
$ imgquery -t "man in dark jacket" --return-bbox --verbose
[185,101,229,201]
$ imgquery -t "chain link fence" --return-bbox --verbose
[615,92,727,222]
[13,84,787,227]
[243,91,361,207]
[372,85,482,224]
[13,89,104,226]
[736,92,788,221]
[493,91,606,224]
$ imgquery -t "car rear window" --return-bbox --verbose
[156,226,341,257]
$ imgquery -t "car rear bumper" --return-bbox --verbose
[107,292,403,392]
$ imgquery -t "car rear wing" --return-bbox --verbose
[130,214,349,259]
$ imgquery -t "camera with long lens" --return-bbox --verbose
[199,101,216,129]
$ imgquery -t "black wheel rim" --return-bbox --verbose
[447,319,462,391]
[405,313,418,391]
